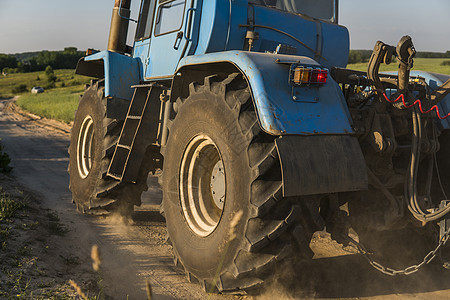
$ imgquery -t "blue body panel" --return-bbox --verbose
[194,0,227,54]
[193,1,349,68]
[133,39,151,81]
[85,51,140,100]
[410,71,450,129]
[178,51,353,135]
[249,5,348,69]
[135,0,349,78]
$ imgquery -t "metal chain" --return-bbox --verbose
[344,228,450,276]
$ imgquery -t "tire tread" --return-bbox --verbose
[167,73,324,294]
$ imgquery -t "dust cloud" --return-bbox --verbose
[257,230,450,299]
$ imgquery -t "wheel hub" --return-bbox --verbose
[210,160,225,210]
[179,135,226,237]
[77,116,94,179]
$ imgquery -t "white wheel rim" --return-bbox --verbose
[179,135,226,237]
[77,116,94,179]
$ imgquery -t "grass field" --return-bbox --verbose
[0,69,90,99]
[16,87,83,124]
[0,70,90,123]
[347,58,450,75]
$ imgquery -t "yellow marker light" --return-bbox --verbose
[293,67,311,84]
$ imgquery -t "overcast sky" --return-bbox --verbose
[0,0,449,54]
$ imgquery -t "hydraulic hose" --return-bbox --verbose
[380,92,450,120]
[367,37,450,223]
[406,106,450,222]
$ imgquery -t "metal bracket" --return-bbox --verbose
[367,41,396,94]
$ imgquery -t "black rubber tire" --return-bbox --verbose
[162,73,324,293]
[68,80,148,215]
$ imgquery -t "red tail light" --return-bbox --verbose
[311,69,328,84]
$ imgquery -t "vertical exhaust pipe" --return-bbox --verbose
[107,0,131,54]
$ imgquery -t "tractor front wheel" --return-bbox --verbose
[68,80,147,215]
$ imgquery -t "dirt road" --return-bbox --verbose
[1,97,450,299]
[0,98,229,299]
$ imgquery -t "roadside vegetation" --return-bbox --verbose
[0,69,89,98]
[1,48,84,74]
[0,69,90,123]
[348,49,450,64]
[16,88,83,124]
[347,49,450,75]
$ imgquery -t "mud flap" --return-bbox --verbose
[275,135,368,197]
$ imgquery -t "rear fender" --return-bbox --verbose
[75,50,140,101]
[176,50,353,135]
[174,51,367,196]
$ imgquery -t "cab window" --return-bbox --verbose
[249,0,336,22]
[154,0,186,36]
[135,0,157,40]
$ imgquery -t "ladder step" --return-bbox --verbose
[108,84,164,182]
[131,83,164,89]
[117,144,131,150]
[107,173,122,180]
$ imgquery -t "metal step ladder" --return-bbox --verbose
[107,83,164,182]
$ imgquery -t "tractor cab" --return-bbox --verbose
[131,0,346,80]
[134,0,194,79]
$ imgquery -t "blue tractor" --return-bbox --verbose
[69,0,450,293]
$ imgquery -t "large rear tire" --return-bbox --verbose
[162,74,324,293]
[68,80,149,215]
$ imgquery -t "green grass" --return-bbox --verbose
[347,58,450,75]
[0,69,89,99]
[0,69,90,123]
[16,87,83,124]
[0,188,24,221]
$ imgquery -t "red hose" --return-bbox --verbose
[381,92,450,120]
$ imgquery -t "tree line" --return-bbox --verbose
[348,49,450,64]
[1,47,84,74]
